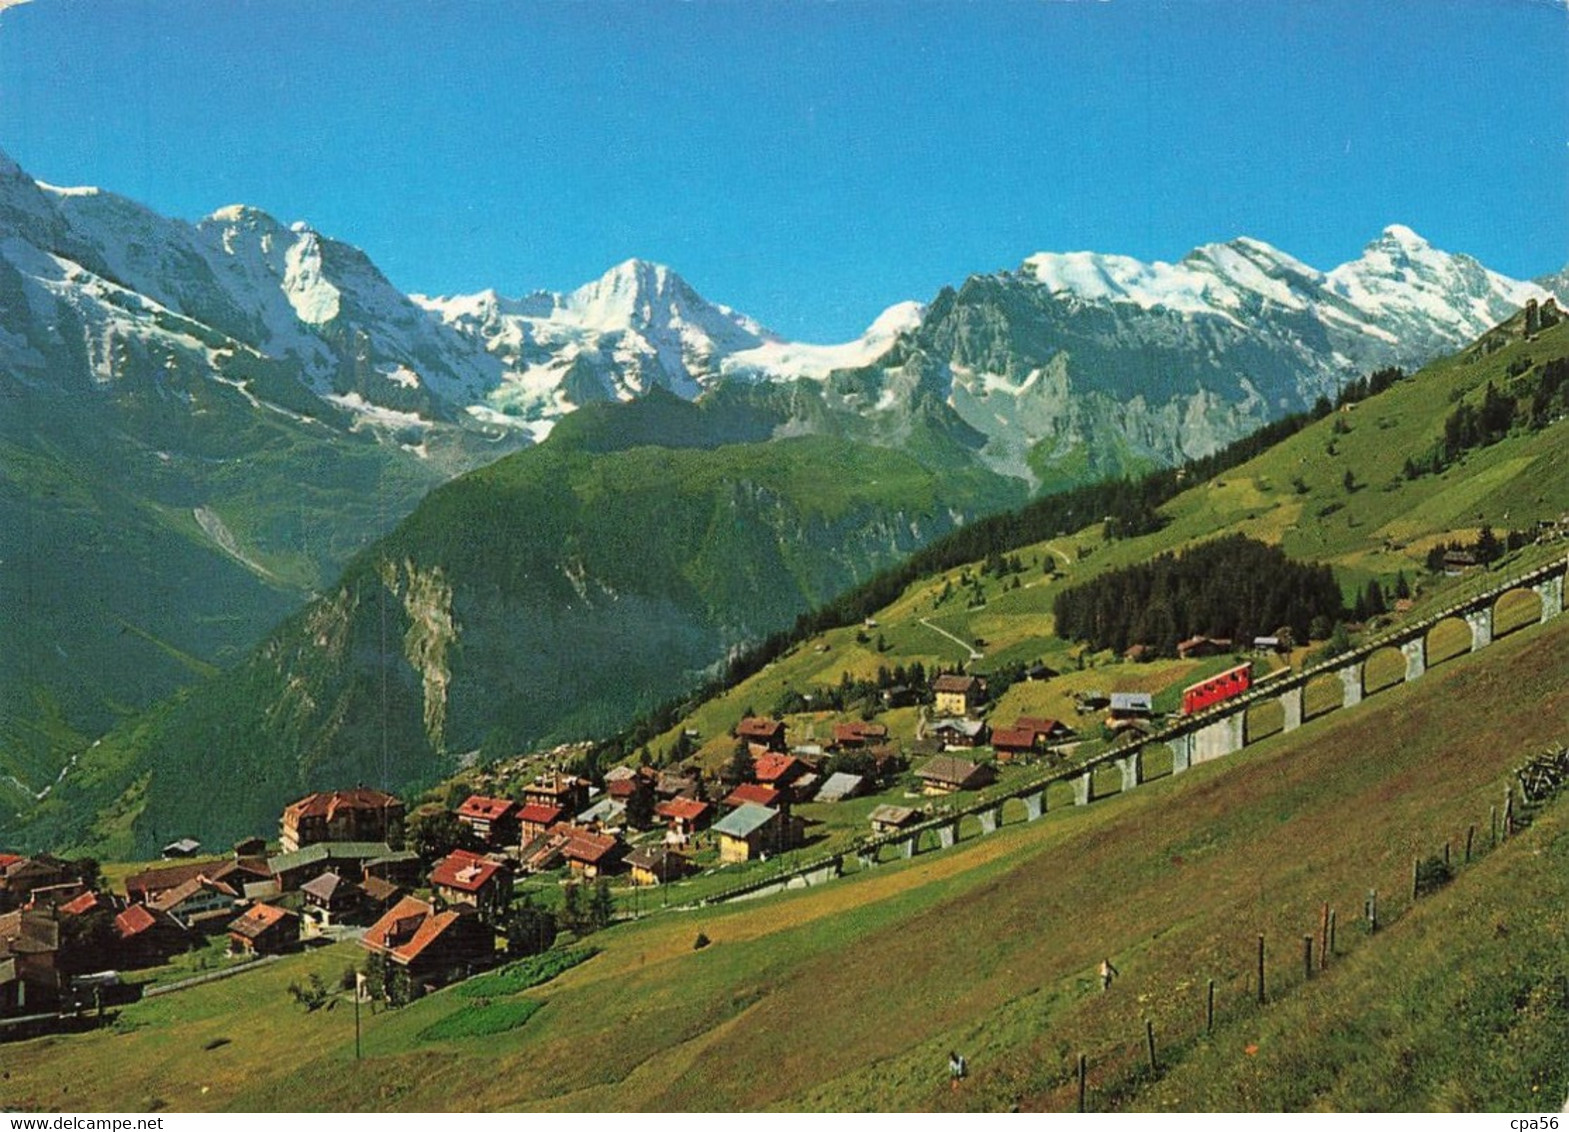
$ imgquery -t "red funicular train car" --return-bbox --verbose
[1180,662,1253,715]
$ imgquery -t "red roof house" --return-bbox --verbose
[832,721,889,749]
[555,826,626,879]
[1015,717,1072,742]
[654,797,713,841]
[453,796,521,846]
[752,754,809,789]
[360,896,493,999]
[429,850,510,923]
[114,904,188,968]
[226,903,300,956]
[723,782,784,811]
[517,802,565,843]
[990,727,1040,758]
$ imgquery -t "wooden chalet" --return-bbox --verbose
[1443,549,1479,575]
[360,896,494,999]
[930,717,988,749]
[735,716,787,754]
[123,856,272,905]
[226,903,300,957]
[0,854,74,912]
[989,727,1040,760]
[723,782,785,812]
[279,788,405,854]
[712,803,787,864]
[24,881,88,910]
[362,849,423,888]
[654,766,704,800]
[300,871,362,925]
[359,875,406,918]
[1015,717,1073,744]
[625,846,695,887]
[831,721,888,750]
[880,684,916,709]
[1177,636,1232,660]
[268,842,395,892]
[517,802,565,844]
[605,774,653,804]
[59,890,120,919]
[752,753,810,792]
[0,907,62,1015]
[454,795,521,847]
[914,756,997,795]
[654,797,713,842]
[557,827,625,879]
[429,850,511,923]
[1107,692,1154,728]
[113,904,188,969]
[147,876,240,933]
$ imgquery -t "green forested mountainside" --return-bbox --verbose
[7,409,1021,855]
[0,353,448,817]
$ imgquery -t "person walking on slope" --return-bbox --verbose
[948,1050,967,1090]
[1099,957,1119,992]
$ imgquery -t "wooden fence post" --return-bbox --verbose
[1303,935,1313,980]
[1145,1020,1157,1073]
[1328,910,1337,960]
[1206,978,1215,1033]
[1490,803,1498,847]
[1411,856,1420,901]
[1367,888,1377,933]
[1319,903,1329,969]
[1464,825,1475,864]
[1257,934,1266,1005]
[1443,841,1450,867]
[1078,1052,1087,1113]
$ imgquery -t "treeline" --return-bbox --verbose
[1051,535,1345,657]
[1405,354,1569,479]
[1335,366,1405,409]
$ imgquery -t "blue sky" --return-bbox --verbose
[1,0,1565,340]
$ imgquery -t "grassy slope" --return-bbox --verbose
[644,317,1569,767]
[2,611,1564,1112]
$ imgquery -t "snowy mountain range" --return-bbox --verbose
[884,225,1560,483]
[6,142,1561,488]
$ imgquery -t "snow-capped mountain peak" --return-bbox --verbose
[1325,225,1544,340]
[558,258,772,345]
